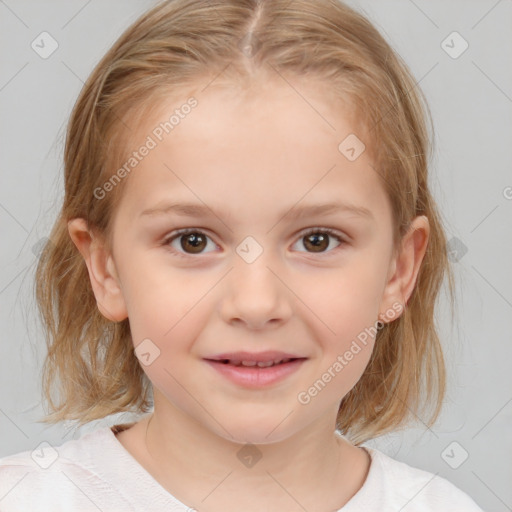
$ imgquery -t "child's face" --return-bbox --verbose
[99,78,408,443]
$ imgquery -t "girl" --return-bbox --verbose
[0,0,484,510]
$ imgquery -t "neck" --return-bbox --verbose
[138,397,368,512]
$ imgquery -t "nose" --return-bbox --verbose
[219,251,293,330]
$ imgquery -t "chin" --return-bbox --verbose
[210,416,301,446]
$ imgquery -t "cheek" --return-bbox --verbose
[125,280,212,399]
[126,280,209,346]
[293,254,386,390]
[117,252,213,350]
[299,255,386,338]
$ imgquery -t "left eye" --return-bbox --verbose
[292,228,344,253]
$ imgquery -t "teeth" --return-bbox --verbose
[256,361,274,368]
[224,358,295,367]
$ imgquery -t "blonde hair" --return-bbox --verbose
[35,0,455,445]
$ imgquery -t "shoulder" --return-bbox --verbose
[346,446,484,511]
[0,427,135,512]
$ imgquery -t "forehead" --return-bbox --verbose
[114,78,389,224]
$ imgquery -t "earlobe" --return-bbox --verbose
[67,218,128,322]
[379,215,430,322]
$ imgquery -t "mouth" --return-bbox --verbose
[204,350,306,366]
[203,351,307,387]
[210,357,301,367]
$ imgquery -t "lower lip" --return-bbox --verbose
[204,359,306,388]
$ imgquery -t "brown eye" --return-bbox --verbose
[165,229,216,256]
[293,228,344,254]
[180,232,207,254]
[303,232,329,252]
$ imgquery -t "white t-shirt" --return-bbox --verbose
[0,423,484,511]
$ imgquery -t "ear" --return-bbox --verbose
[67,218,128,322]
[378,215,430,322]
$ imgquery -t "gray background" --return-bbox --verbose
[1,0,511,510]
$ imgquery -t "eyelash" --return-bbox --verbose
[162,227,347,258]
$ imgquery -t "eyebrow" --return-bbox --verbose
[139,201,374,221]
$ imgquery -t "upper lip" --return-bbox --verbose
[205,351,306,363]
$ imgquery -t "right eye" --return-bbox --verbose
[163,228,218,257]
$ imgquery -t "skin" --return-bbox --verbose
[68,76,429,512]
